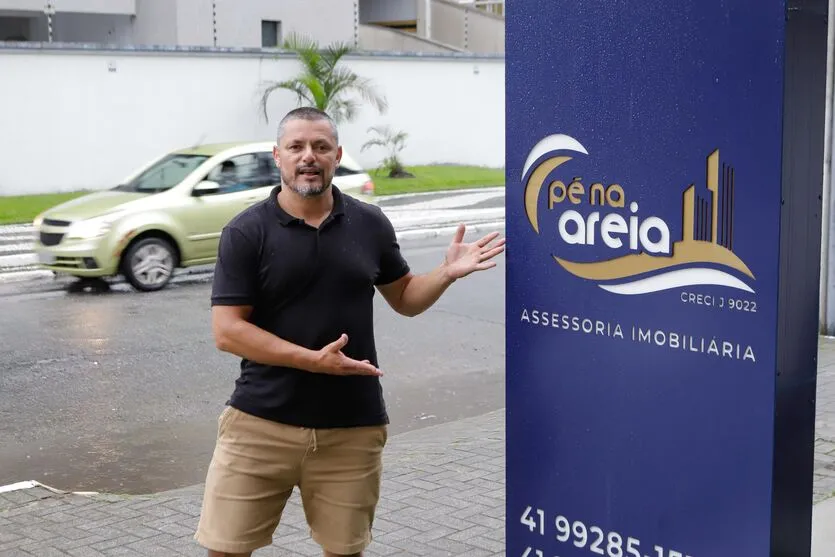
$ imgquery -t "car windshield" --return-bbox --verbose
[113,154,210,193]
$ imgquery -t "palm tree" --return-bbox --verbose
[361,125,413,178]
[259,33,388,124]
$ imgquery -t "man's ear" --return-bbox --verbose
[336,145,343,164]
[273,145,281,168]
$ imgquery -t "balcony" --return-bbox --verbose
[419,0,504,54]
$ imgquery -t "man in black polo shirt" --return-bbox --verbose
[194,107,505,557]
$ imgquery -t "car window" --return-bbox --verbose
[203,152,279,195]
[114,154,210,193]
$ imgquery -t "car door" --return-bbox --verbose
[177,152,278,262]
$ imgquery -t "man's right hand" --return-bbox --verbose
[312,334,383,376]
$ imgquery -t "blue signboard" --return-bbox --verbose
[506,1,827,556]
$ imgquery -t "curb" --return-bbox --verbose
[375,186,505,203]
[0,269,54,284]
[0,253,35,268]
[0,480,96,497]
[0,224,35,235]
[397,220,505,242]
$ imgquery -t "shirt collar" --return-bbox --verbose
[270,184,345,226]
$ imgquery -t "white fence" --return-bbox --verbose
[0,44,505,195]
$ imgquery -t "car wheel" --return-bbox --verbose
[121,237,177,292]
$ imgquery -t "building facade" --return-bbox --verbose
[0,0,503,53]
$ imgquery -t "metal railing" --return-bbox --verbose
[458,0,504,17]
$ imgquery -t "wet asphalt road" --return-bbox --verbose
[0,233,505,495]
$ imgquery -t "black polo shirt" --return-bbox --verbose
[210,185,410,429]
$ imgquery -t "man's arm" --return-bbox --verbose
[376,266,455,317]
[212,305,382,376]
[377,224,505,317]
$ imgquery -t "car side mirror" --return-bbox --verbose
[193,180,220,196]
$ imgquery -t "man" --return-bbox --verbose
[194,107,505,557]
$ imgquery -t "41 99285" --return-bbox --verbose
[520,506,694,557]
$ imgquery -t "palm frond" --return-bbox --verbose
[281,32,332,85]
[322,42,354,72]
[329,67,388,114]
[328,97,360,124]
[391,131,408,149]
[259,79,313,122]
[360,138,389,152]
[260,33,387,123]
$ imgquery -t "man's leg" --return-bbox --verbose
[298,425,388,557]
[194,406,306,555]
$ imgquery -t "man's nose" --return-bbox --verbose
[301,146,315,162]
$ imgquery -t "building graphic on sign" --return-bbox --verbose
[687,150,735,248]
[522,134,755,295]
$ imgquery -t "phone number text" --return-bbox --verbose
[520,506,694,557]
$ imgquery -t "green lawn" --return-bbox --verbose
[0,165,505,225]
[0,191,88,225]
[370,165,505,196]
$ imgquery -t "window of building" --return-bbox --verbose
[261,20,282,47]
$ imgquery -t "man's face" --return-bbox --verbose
[273,118,342,198]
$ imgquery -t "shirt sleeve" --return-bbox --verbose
[375,210,411,286]
[211,226,260,306]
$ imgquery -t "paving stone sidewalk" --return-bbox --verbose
[0,411,505,556]
[2,337,835,556]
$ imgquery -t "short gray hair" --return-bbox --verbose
[276,107,339,145]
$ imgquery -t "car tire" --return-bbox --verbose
[121,236,177,292]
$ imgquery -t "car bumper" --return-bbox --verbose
[33,235,121,277]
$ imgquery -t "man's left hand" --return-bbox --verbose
[442,224,506,281]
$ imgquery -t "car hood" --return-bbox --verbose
[43,190,148,222]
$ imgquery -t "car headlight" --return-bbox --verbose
[33,213,44,228]
[66,213,122,240]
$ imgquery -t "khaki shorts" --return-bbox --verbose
[194,406,388,555]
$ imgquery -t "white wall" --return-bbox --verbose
[0,46,504,195]
[176,0,355,48]
[1,0,357,48]
[133,0,178,46]
[51,0,136,15]
[174,0,213,46]
[0,0,49,10]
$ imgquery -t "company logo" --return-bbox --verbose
[522,134,755,295]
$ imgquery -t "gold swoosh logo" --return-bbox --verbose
[554,239,754,281]
[523,155,572,234]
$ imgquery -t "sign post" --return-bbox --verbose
[505,1,829,556]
